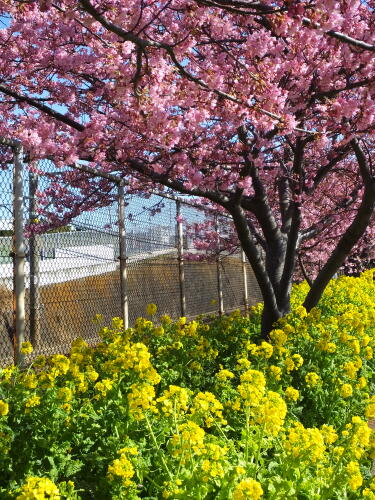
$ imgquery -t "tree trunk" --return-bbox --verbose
[260,302,291,339]
[304,182,375,311]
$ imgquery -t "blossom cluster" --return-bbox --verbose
[0,270,374,498]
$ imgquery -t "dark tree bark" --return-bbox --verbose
[304,139,375,311]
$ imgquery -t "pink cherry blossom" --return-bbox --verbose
[0,0,374,335]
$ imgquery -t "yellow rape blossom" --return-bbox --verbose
[349,417,371,456]
[0,400,9,416]
[127,383,156,420]
[365,346,373,360]
[237,370,266,406]
[25,396,41,408]
[38,372,55,390]
[157,385,190,416]
[320,425,338,445]
[160,314,172,325]
[292,354,303,368]
[256,391,287,436]
[346,461,363,491]
[200,443,228,481]
[216,369,235,382]
[363,489,375,499]
[305,372,320,387]
[153,326,164,336]
[50,355,70,376]
[190,361,203,372]
[317,340,336,353]
[56,387,73,402]
[85,365,99,382]
[357,376,367,389]
[255,341,273,359]
[16,477,60,499]
[146,303,157,316]
[170,421,206,459]
[284,387,299,402]
[190,391,226,427]
[361,334,371,347]
[20,373,38,390]
[1,365,16,382]
[94,378,113,398]
[269,365,282,380]
[269,329,288,346]
[365,396,375,419]
[233,478,263,500]
[284,357,295,372]
[107,450,135,488]
[20,341,33,355]
[236,358,251,371]
[184,320,198,337]
[177,316,186,327]
[348,338,361,355]
[162,479,184,498]
[340,383,353,398]
[342,361,359,379]
[284,422,325,463]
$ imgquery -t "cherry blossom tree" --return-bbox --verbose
[0,0,374,335]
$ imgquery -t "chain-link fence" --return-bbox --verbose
[0,139,16,366]
[0,145,262,365]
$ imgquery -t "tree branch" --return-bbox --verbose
[277,175,291,232]
[298,252,313,287]
[309,144,351,193]
[304,140,375,310]
[302,17,375,53]
[238,125,283,245]
[310,78,375,104]
[78,0,160,50]
[227,200,279,316]
[278,137,305,303]
[193,1,375,53]
[351,138,374,184]
[124,157,229,206]
[0,83,85,131]
[300,185,361,242]
[78,0,314,134]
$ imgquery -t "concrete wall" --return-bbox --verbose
[0,255,262,363]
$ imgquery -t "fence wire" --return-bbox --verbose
[0,143,14,365]
[0,153,262,365]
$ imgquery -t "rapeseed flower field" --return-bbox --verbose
[0,270,375,499]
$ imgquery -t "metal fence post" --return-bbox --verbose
[241,249,249,314]
[118,181,129,329]
[176,200,186,317]
[12,143,26,366]
[29,170,41,348]
[215,216,224,316]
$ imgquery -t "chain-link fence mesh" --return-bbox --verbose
[0,151,262,364]
[182,203,221,317]
[126,194,181,323]
[0,142,15,365]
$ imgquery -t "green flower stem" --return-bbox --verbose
[245,404,250,465]
[144,473,163,491]
[173,400,180,435]
[145,413,173,481]
[255,423,265,474]
[214,419,230,443]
